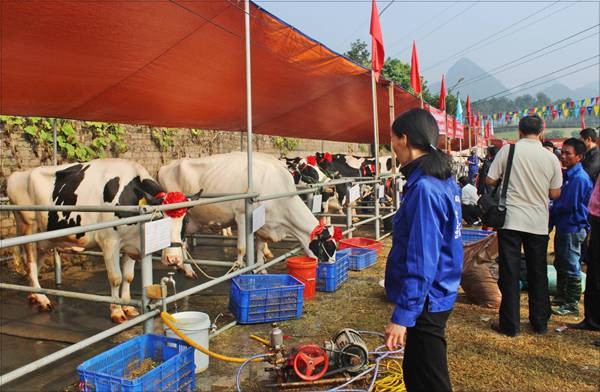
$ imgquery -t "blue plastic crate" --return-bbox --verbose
[317,251,349,292]
[348,248,378,271]
[77,334,195,392]
[229,274,304,324]
[462,229,494,245]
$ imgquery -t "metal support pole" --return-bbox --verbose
[244,0,255,267]
[374,187,380,240]
[139,223,153,334]
[345,183,353,239]
[388,83,399,220]
[53,248,62,287]
[371,71,380,240]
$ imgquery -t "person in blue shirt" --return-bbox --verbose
[550,138,593,316]
[384,108,463,392]
[467,150,479,183]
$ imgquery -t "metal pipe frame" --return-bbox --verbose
[58,249,235,267]
[0,173,398,385]
[0,283,142,307]
[0,214,153,249]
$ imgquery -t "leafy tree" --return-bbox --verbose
[344,39,370,68]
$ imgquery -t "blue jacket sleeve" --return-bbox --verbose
[389,184,443,327]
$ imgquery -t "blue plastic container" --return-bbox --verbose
[229,274,304,324]
[77,334,195,392]
[348,248,378,271]
[462,229,494,245]
[317,249,349,292]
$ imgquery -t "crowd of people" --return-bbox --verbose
[457,119,599,335]
[382,109,598,392]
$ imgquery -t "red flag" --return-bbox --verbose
[438,74,446,111]
[580,108,586,129]
[485,121,490,139]
[370,0,385,81]
[466,95,471,126]
[410,41,421,94]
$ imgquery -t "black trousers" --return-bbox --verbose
[403,304,452,392]
[497,229,550,334]
[461,204,480,224]
[583,216,600,329]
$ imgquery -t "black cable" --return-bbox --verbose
[457,25,599,88]
[474,56,599,102]
[338,0,397,46]
[385,1,467,56]
[423,0,565,71]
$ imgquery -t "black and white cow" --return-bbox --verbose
[280,156,343,222]
[7,159,201,323]
[158,152,338,270]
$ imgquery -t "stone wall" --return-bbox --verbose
[0,121,369,271]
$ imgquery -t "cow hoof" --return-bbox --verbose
[123,306,140,318]
[178,264,198,280]
[111,311,128,324]
[232,261,246,271]
[28,294,53,311]
[37,302,54,312]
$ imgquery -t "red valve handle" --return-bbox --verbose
[292,344,329,381]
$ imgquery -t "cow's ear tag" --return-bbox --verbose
[139,198,148,206]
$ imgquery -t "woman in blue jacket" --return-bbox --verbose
[384,108,464,392]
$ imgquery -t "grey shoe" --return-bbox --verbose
[552,303,579,316]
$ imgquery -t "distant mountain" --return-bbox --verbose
[430,58,507,101]
[539,81,599,101]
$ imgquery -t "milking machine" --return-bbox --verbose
[248,324,373,389]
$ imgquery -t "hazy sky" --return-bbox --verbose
[254,0,600,95]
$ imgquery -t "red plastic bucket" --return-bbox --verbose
[286,256,317,300]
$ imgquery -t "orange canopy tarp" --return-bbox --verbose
[1,1,424,144]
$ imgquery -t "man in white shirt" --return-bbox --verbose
[486,114,562,337]
[458,176,480,225]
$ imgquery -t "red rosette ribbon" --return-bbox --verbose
[306,156,318,167]
[309,219,326,240]
[158,191,188,218]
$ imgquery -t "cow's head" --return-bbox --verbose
[143,189,203,268]
[321,186,343,214]
[360,160,377,176]
[315,152,333,170]
[308,220,340,262]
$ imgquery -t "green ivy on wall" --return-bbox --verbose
[272,136,299,157]
[0,116,127,162]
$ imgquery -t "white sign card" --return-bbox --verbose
[348,184,361,203]
[252,204,266,233]
[378,185,385,199]
[312,194,323,213]
[144,218,172,255]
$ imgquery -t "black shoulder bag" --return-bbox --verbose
[477,144,515,229]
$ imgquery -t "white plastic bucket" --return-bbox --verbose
[164,311,210,373]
